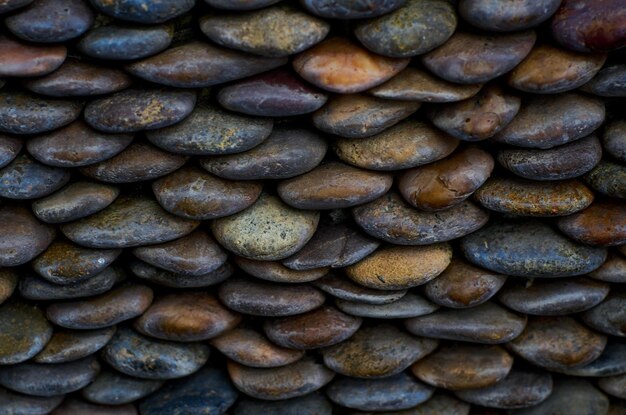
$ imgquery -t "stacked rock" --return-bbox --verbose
[0,0,625,413]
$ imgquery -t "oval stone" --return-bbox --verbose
[0,134,21,169]
[513,379,609,415]
[78,23,173,60]
[20,267,123,301]
[460,220,607,277]
[0,269,17,305]
[0,205,54,267]
[235,257,328,283]
[33,327,115,364]
[301,0,405,19]
[590,253,626,283]
[0,301,52,364]
[599,374,626,399]
[293,37,409,93]
[206,0,281,10]
[130,260,232,288]
[50,399,137,415]
[103,327,210,380]
[336,292,439,319]
[82,371,164,405]
[235,392,333,415]
[0,92,82,135]
[354,0,457,58]
[90,0,194,23]
[134,292,241,342]
[422,31,536,84]
[0,387,63,415]
[211,193,319,260]
[84,89,196,133]
[0,154,69,199]
[604,120,626,162]
[583,64,626,97]
[0,0,33,13]
[557,342,626,377]
[582,292,626,337]
[200,4,329,57]
[126,41,286,88]
[459,0,561,31]
[61,195,199,248]
[558,201,626,246]
[0,36,65,77]
[497,134,602,181]
[585,161,626,199]
[314,273,405,305]
[334,120,459,171]
[412,344,513,390]
[348,394,471,415]
[200,126,327,180]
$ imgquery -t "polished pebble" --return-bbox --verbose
[0,36,66,77]
[599,373,626,399]
[20,266,123,301]
[34,326,115,364]
[558,201,626,246]
[0,386,63,415]
[82,371,164,406]
[314,273,405,305]
[234,392,333,415]
[589,253,626,283]
[604,120,626,162]
[0,134,21,169]
[301,0,405,19]
[512,378,609,415]
[583,64,626,97]
[584,160,626,199]
[0,154,69,199]
[90,0,194,23]
[336,292,439,319]
[130,260,232,288]
[51,399,138,415]
[0,269,17,305]
[0,91,82,135]
[235,257,328,283]
[0,205,54,267]
[78,23,173,60]
[582,292,626,337]
[0,300,52,364]
[0,0,34,13]
[459,0,561,31]
[348,393,471,415]
[558,342,626,377]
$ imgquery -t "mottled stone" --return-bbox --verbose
[460,220,607,277]
[558,201,626,246]
[0,205,54,267]
[20,267,123,301]
[334,120,459,171]
[0,134,21,169]
[51,399,137,415]
[200,126,327,180]
[585,161,626,199]
[583,64,626,97]
[599,373,626,399]
[582,292,626,337]
[102,327,210,380]
[0,269,17,305]
[293,37,409,93]
[61,195,199,248]
[604,120,626,162]
[0,154,69,199]
[558,342,626,377]
[497,134,602,181]
[235,392,333,415]
[327,373,434,411]
[589,253,626,283]
[499,277,610,315]
[78,23,173,60]
[0,387,63,415]
[0,36,66,77]
[424,259,507,308]
[493,93,605,149]
[412,344,513,390]
[405,302,526,344]
[314,273,405,304]
[513,379,609,415]
[0,301,52,364]
[336,292,439,319]
[84,89,196,133]
[227,358,334,400]
[126,41,286,88]
[90,0,194,23]
[135,292,241,342]
[212,193,319,260]
[264,306,362,349]
[459,0,561,31]
[82,371,164,405]
[206,0,280,10]
[301,0,404,19]
[0,92,82,135]
[235,257,328,283]
[34,327,115,364]
[130,260,233,288]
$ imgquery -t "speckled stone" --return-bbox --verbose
[200,4,329,57]
[583,64,626,97]
[424,259,507,308]
[0,134,21,169]
[130,260,233,288]
[235,392,333,415]
[0,205,54,267]
[323,324,437,378]
[398,146,493,210]
[139,366,238,415]
[508,44,606,93]
[264,305,362,349]
[0,0,33,13]
[102,327,210,380]
[200,126,327,180]
[428,84,520,141]
[301,0,405,19]
[369,67,483,102]
[508,316,607,371]
[126,41,286,88]
[336,292,439,319]
[314,273,405,304]
[20,266,123,301]
[293,37,409,93]
[0,154,69,199]
[354,0,457,58]
[599,373,626,399]
[0,92,82,135]
[423,31,536,84]
[211,327,304,368]
[589,253,626,283]
[0,387,63,415]
[82,371,164,406]
[51,399,137,415]
[78,23,173,60]
[334,120,459,171]
[349,393,471,415]
[212,193,319,260]
[497,134,602,181]
[582,292,626,337]
[218,277,325,316]
[557,342,626,377]
[460,220,607,277]
[354,192,488,245]
[32,239,120,285]
[493,93,605,149]
[61,195,199,248]
[0,269,17,305]
[406,302,526,344]
[205,0,281,10]
[0,357,100,397]
[0,36,66,77]
[513,378,609,415]
[90,0,194,23]
[135,292,241,342]
[33,327,115,364]
[585,161,626,199]
[327,372,434,411]
[604,120,626,162]
[498,277,610,315]
[235,257,328,283]
[412,344,513,390]
[84,88,196,133]
[459,0,561,31]
[227,358,335,400]
[0,300,52,364]
[558,201,626,246]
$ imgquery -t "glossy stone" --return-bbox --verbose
[585,161,626,199]
[599,373,626,399]
[218,69,328,117]
[349,394,471,415]
[336,292,438,319]
[135,292,241,342]
[0,92,82,135]
[0,134,21,169]
[0,205,54,267]
[301,0,405,19]
[604,120,626,162]
[130,260,233,288]
[583,64,626,97]
[126,42,286,88]
[558,342,626,377]
[84,89,196,133]
[314,273,405,304]
[513,379,609,415]
[0,36,65,77]
[293,37,409,93]
[206,0,280,10]
[218,277,325,316]
[459,0,561,31]
[235,257,328,283]
[200,126,327,180]
[498,277,610,315]
[405,302,526,344]
[589,253,626,283]
[90,0,194,23]
[61,196,199,248]
[460,220,607,277]
[0,301,52,364]
[497,134,602,181]
[582,292,626,337]
[82,371,164,405]
[235,392,333,415]
[211,327,304,368]
[200,4,329,57]
[51,399,137,415]
[508,44,606,93]
[0,269,17,305]
[0,154,69,199]
[212,193,319,260]
[20,267,123,301]
[264,306,362,349]
[334,120,459,171]
[0,0,33,13]
[493,93,605,149]
[423,31,536,84]
[424,259,507,308]
[428,84,520,141]
[558,201,626,246]
[34,327,115,364]
[0,387,63,415]
[78,23,173,60]
[412,344,513,390]
[102,327,210,380]
[354,0,456,58]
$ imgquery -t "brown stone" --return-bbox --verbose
[0,269,17,305]
[0,36,65,77]
[599,374,626,399]
[558,201,626,246]
[34,327,116,364]
[235,257,328,283]
[0,205,54,267]
[589,253,626,283]
[0,300,52,364]
[313,273,406,305]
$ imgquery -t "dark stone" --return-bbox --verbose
[585,161,626,199]
[0,134,21,169]
[234,392,333,415]
[82,371,164,405]
[336,292,439,319]
[599,373,626,399]
[558,201,626,246]
[0,36,66,77]
[20,267,123,301]
[313,273,405,305]
[301,0,405,19]
[557,342,626,377]
[78,23,173,60]
[459,0,561,31]
[0,205,54,267]
[582,292,626,337]
[513,379,609,415]
[34,326,116,364]
[604,120,626,162]
[348,394,470,415]
[583,64,626,97]
[0,269,17,305]
[0,300,52,364]
[0,154,69,199]
[90,0,195,23]
[235,257,328,283]
[589,253,626,283]
[205,0,280,10]
[0,387,63,415]
[0,0,33,13]
[130,260,233,288]
[50,399,137,415]
[0,92,82,135]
